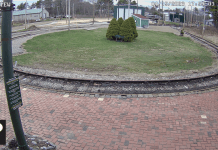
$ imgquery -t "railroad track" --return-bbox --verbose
[172,26,218,51]
[1,25,218,97]
[184,31,218,51]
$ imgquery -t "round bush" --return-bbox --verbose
[119,19,134,42]
[106,18,119,40]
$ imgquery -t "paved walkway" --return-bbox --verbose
[0,81,218,150]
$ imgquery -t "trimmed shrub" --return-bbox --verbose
[128,17,138,39]
[117,17,124,34]
[106,18,119,40]
[119,19,134,42]
[118,17,124,27]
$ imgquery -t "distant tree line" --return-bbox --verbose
[16,0,115,17]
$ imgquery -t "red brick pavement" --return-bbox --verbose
[0,82,218,150]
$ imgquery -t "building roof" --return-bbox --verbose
[114,5,144,8]
[13,8,44,16]
[133,14,146,19]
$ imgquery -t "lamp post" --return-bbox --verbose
[1,0,30,149]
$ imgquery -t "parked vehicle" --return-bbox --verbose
[65,15,72,18]
[35,18,41,22]
[55,15,64,18]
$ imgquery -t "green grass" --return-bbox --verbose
[164,21,180,26]
[13,28,213,74]
[12,23,23,27]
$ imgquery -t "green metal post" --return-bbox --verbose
[1,0,30,149]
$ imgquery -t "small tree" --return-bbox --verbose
[118,17,124,26]
[119,19,134,42]
[128,17,138,39]
[117,17,124,34]
[106,18,120,40]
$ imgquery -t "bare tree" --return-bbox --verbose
[89,0,97,23]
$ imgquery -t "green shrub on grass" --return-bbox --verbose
[118,17,124,26]
[106,18,119,40]
[117,17,124,34]
[128,17,138,39]
[119,19,134,42]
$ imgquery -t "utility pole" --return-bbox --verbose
[184,6,185,27]
[159,0,160,24]
[202,0,205,35]
[66,0,67,24]
[68,0,70,30]
[162,0,163,24]
[42,0,44,20]
[25,0,27,29]
[108,1,109,20]
[73,3,74,18]
[116,0,119,19]
[118,2,119,19]
[191,6,192,25]
[137,0,138,14]
[1,0,30,149]
[196,9,197,23]
[93,1,95,24]
[128,0,130,18]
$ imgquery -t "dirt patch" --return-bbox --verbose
[27,25,40,31]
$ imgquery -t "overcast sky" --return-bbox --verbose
[7,0,206,10]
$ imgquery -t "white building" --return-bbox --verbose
[12,8,49,22]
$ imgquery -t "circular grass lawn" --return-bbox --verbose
[13,28,213,75]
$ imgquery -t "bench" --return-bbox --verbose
[115,35,124,42]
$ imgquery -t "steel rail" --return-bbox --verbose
[0,26,218,95]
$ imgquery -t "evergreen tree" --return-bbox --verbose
[118,17,124,26]
[119,19,134,42]
[208,0,218,29]
[106,18,120,40]
[128,17,138,39]
[117,17,124,34]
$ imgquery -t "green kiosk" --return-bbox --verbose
[132,14,149,28]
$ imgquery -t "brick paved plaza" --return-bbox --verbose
[0,82,218,150]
